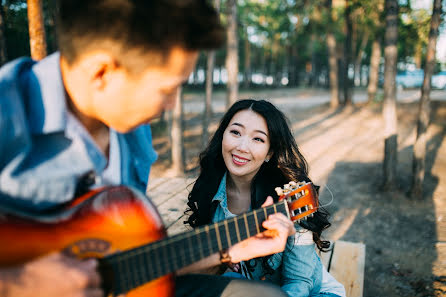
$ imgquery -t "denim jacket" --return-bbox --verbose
[212,173,346,297]
[0,53,157,214]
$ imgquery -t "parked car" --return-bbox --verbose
[432,71,446,89]
[395,69,424,89]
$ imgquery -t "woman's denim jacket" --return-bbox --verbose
[212,173,345,297]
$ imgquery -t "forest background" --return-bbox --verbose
[1,0,445,296]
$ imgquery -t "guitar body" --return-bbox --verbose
[0,186,174,297]
[0,181,318,296]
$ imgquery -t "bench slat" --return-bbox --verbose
[329,240,365,297]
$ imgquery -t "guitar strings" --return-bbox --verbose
[114,201,293,288]
[108,203,286,290]
[112,219,261,291]
[111,204,276,265]
[110,192,320,291]
[317,184,334,208]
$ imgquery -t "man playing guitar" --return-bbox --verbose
[0,1,295,297]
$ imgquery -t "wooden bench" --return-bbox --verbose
[318,241,365,297]
[148,177,365,297]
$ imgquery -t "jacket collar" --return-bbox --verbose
[25,52,68,134]
[212,172,228,204]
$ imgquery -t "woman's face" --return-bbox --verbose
[222,109,272,183]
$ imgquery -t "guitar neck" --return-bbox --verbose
[100,200,290,295]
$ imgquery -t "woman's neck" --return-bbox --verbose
[226,173,252,215]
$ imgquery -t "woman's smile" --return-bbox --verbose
[232,154,250,165]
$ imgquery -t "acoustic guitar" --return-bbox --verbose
[0,181,318,297]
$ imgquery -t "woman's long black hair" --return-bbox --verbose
[185,99,331,255]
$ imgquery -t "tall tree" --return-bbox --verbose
[326,0,339,108]
[410,0,443,199]
[202,0,221,148]
[225,0,238,108]
[367,38,382,103]
[353,30,369,87]
[0,4,7,65]
[27,0,47,60]
[365,0,384,103]
[243,32,251,89]
[343,0,353,106]
[382,0,399,190]
[171,89,185,176]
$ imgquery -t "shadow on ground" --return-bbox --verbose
[321,107,445,296]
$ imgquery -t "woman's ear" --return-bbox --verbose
[265,151,273,163]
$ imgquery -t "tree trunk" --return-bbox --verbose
[326,0,339,108]
[410,0,443,199]
[0,4,7,65]
[414,42,422,69]
[261,50,268,87]
[225,0,238,108]
[354,31,369,87]
[367,38,382,103]
[343,0,353,106]
[289,45,299,86]
[45,0,58,53]
[27,0,47,60]
[243,34,251,89]
[382,0,399,190]
[171,89,185,176]
[271,38,280,87]
[203,52,215,148]
[202,0,221,148]
[310,34,317,87]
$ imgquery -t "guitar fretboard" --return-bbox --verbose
[100,200,289,295]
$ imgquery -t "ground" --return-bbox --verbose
[149,87,446,297]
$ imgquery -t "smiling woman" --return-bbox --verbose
[185,99,346,297]
[222,109,272,186]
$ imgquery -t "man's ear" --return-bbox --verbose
[85,52,120,91]
[62,52,120,90]
[60,52,123,115]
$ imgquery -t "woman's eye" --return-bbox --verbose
[254,137,265,143]
[230,130,241,136]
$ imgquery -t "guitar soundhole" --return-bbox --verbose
[62,238,112,259]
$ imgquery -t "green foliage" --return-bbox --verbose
[398,6,432,66]
[2,0,57,61]
[3,0,29,59]
[1,0,442,82]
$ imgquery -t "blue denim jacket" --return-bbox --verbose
[212,173,345,297]
[0,54,157,214]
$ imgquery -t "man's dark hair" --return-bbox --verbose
[56,0,225,69]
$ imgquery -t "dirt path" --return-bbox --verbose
[150,89,446,297]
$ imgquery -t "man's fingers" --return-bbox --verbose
[83,260,101,288]
[68,259,101,289]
